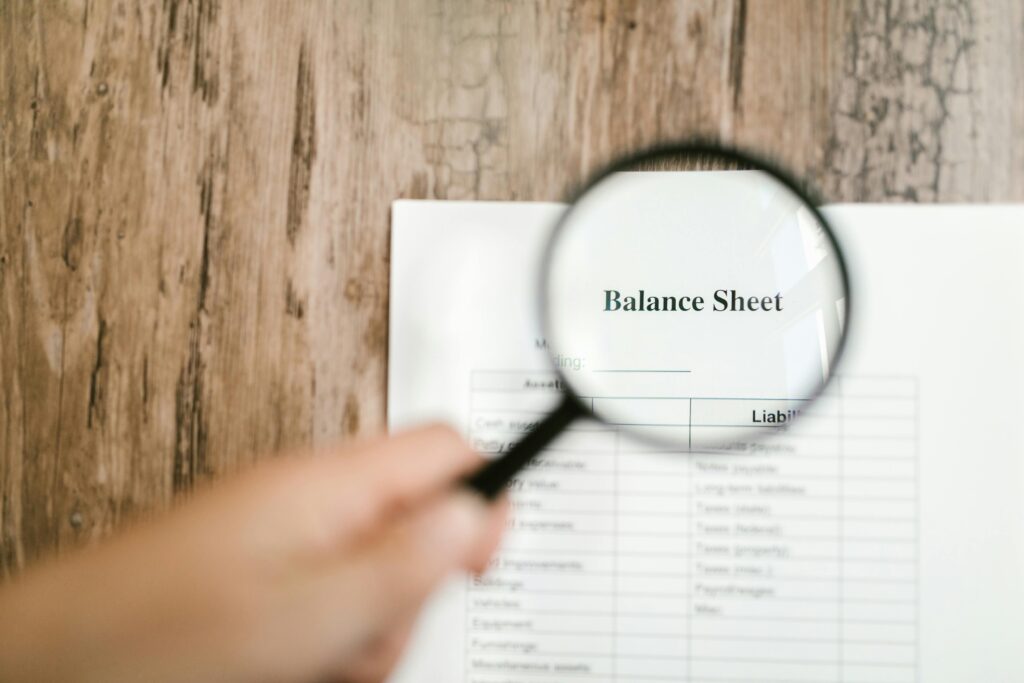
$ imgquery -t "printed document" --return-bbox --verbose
[388,201,1024,682]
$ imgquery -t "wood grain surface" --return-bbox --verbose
[1,0,1022,575]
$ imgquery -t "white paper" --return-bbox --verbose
[387,200,1024,683]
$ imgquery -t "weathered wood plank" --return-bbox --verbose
[1,0,1020,575]
[822,0,1024,201]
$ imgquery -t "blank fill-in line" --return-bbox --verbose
[592,369,692,373]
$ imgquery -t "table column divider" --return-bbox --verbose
[837,377,844,682]
[611,399,618,682]
[687,397,693,681]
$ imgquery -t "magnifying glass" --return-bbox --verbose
[464,142,851,498]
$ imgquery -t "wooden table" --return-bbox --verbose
[1,0,1021,575]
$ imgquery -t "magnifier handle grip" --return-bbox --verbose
[463,397,583,500]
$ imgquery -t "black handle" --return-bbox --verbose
[463,396,584,499]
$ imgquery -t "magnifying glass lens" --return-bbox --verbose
[545,165,848,450]
[464,146,851,498]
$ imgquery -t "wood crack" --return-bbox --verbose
[727,0,747,113]
[86,317,106,429]
[173,320,206,493]
[286,41,316,245]
[173,163,216,493]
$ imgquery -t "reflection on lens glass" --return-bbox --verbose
[543,155,848,450]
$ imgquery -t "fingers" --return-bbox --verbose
[272,424,488,547]
[331,495,510,683]
[308,491,503,660]
[465,493,510,574]
[338,423,483,514]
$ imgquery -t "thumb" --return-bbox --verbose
[313,491,501,657]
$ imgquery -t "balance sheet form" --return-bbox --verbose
[388,201,1024,683]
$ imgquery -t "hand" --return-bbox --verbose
[0,425,507,683]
